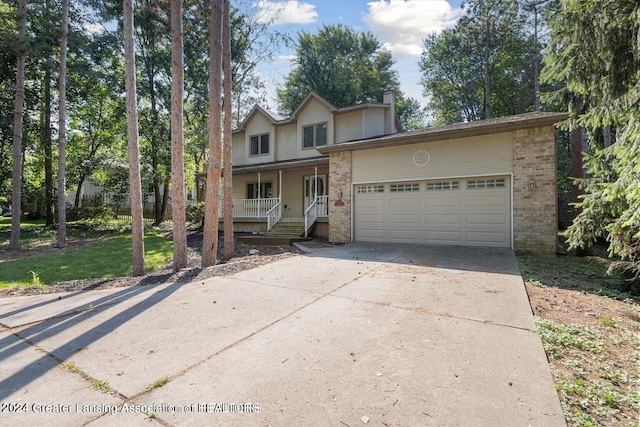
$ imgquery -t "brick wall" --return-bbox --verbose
[328,151,352,242]
[512,125,558,253]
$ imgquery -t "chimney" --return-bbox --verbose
[383,86,397,134]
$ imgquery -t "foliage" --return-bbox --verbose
[186,201,204,224]
[277,24,423,131]
[542,0,640,276]
[419,0,538,124]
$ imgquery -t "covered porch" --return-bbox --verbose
[196,157,330,237]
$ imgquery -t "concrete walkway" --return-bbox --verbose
[0,243,565,426]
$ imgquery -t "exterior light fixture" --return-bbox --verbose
[528,177,537,190]
[337,188,343,199]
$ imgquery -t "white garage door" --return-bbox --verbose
[354,176,511,247]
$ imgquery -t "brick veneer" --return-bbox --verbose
[512,125,558,253]
[328,151,352,242]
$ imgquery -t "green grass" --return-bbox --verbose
[517,250,637,300]
[0,223,174,288]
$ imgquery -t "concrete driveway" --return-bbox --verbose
[0,243,565,426]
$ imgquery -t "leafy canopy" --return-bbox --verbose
[542,0,640,276]
[277,24,423,130]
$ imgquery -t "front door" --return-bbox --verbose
[303,174,327,211]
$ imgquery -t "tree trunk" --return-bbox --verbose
[222,0,233,260]
[74,177,85,209]
[170,0,187,271]
[44,65,54,225]
[9,0,27,250]
[124,0,145,276]
[57,0,68,248]
[202,0,223,268]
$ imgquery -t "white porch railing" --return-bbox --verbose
[303,195,328,237]
[266,200,282,231]
[304,199,318,238]
[218,197,280,218]
[316,195,328,217]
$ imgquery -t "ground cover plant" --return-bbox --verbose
[519,251,640,426]
[0,218,173,287]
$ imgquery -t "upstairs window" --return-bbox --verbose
[250,134,269,156]
[303,123,327,148]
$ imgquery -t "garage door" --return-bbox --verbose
[354,176,511,247]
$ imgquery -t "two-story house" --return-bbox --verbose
[205,89,402,237]
[204,88,566,254]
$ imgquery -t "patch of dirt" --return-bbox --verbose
[526,283,640,332]
[0,231,305,298]
[525,282,640,426]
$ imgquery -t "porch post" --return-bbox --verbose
[257,172,261,217]
[314,167,317,199]
[279,170,283,217]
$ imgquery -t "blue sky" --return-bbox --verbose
[252,0,466,111]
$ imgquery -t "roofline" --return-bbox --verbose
[229,156,329,173]
[317,112,568,154]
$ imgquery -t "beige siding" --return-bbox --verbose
[297,98,333,158]
[232,133,244,166]
[363,109,385,138]
[352,133,513,183]
[244,113,274,164]
[275,123,297,161]
[335,110,363,143]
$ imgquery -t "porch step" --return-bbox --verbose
[265,221,307,238]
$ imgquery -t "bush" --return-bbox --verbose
[186,202,205,224]
[84,205,116,223]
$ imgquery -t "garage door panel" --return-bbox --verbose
[466,231,509,245]
[354,176,511,248]
[388,230,423,241]
[424,230,463,243]
[466,195,508,207]
[466,213,508,225]
[425,196,461,207]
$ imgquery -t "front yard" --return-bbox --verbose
[518,252,640,427]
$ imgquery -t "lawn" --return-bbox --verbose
[0,218,174,288]
[518,251,640,427]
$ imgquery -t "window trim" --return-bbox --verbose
[302,122,328,149]
[249,133,270,157]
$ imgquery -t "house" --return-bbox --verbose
[210,89,566,253]
[204,89,402,237]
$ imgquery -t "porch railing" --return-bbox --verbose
[266,201,282,231]
[316,195,328,217]
[218,197,280,218]
[304,198,318,238]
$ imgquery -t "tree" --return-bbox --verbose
[222,0,233,260]
[123,0,145,276]
[171,0,187,271]
[56,0,68,248]
[9,0,27,250]
[542,0,640,277]
[420,0,537,125]
[278,24,399,113]
[202,0,222,268]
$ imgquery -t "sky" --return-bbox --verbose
[250,0,466,112]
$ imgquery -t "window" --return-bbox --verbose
[247,182,273,199]
[250,134,269,156]
[426,181,460,191]
[302,123,327,148]
[357,185,384,194]
[467,178,505,189]
[390,183,420,192]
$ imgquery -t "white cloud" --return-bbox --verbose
[364,0,462,58]
[254,1,318,25]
